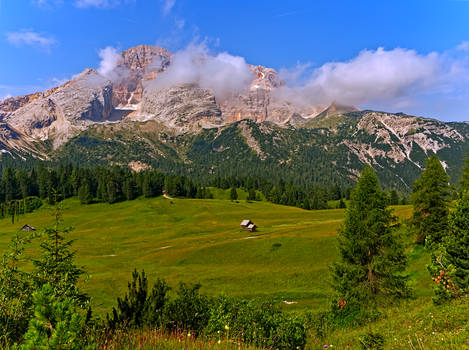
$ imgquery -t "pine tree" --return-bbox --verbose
[230,187,238,201]
[331,166,410,319]
[389,190,399,205]
[19,284,94,350]
[33,195,88,306]
[411,155,451,246]
[106,270,170,330]
[78,183,93,204]
[428,191,469,302]
[247,188,256,201]
[459,150,469,192]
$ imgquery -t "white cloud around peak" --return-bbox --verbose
[274,45,468,110]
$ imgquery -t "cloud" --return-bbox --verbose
[162,0,175,15]
[147,42,253,101]
[75,0,134,9]
[97,46,122,77]
[6,30,57,50]
[175,18,185,30]
[273,47,458,108]
[456,41,469,52]
[31,0,63,8]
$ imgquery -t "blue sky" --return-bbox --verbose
[1,0,469,120]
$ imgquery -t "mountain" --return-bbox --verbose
[1,44,468,191]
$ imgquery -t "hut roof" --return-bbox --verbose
[240,219,252,226]
[247,224,256,229]
[21,224,36,231]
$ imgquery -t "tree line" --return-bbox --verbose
[0,163,413,219]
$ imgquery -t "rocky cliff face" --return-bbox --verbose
[2,68,112,148]
[111,45,171,109]
[138,83,223,132]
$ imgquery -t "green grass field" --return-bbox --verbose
[0,194,413,315]
[1,195,468,348]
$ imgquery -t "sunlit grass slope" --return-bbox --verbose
[0,197,414,316]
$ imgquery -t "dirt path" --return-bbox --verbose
[162,192,174,200]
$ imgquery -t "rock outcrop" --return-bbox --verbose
[3,68,112,148]
[111,45,171,109]
[138,83,223,132]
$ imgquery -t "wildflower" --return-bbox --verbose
[218,339,221,344]
[225,325,230,330]
[187,332,191,337]
[323,345,328,348]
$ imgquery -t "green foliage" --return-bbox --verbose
[18,284,94,350]
[0,232,37,345]
[206,295,306,350]
[78,183,92,204]
[106,269,170,330]
[428,191,469,303]
[389,190,399,205]
[459,150,469,191]
[411,155,451,246]
[164,282,210,334]
[32,199,88,306]
[107,272,307,350]
[331,166,410,321]
[359,330,385,350]
[230,187,238,201]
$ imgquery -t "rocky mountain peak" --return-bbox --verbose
[112,45,171,109]
[120,45,171,72]
[320,101,360,117]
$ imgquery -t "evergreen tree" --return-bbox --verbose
[428,191,469,302]
[411,155,451,246]
[123,176,137,201]
[19,284,94,350]
[78,183,93,204]
[0,231,36,345]
[33,196,88,306]
[106,270,170,330]
[331,167,410,319]
[389,190,399,205]
[338,198,346,209]
[459,150,469,191]
[3,167,18,201]
[247,188,256,201]
[230,187,238,201]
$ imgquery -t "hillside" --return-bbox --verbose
[0,196,417,315]
[2,196,468,348]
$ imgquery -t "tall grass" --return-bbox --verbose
[97,328,262,350]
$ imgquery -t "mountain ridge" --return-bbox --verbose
[0,44,468,191]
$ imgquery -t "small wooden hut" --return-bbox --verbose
[21,224,36,231]
[240,220,257,232]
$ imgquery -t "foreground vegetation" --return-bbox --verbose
[1,155,469,348]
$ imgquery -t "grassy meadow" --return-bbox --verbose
[1,191,468,348]
[0,191,413,315]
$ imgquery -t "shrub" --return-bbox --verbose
[18,284,95,350]
[106,269,170,330]
[164,282,211,334]
[359,330,385,349]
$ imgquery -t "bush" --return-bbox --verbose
[206,296,306,350]
[18,284,95,350]
[359,330,385,349]
[106,269,170,330]
[164,282,211,334]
